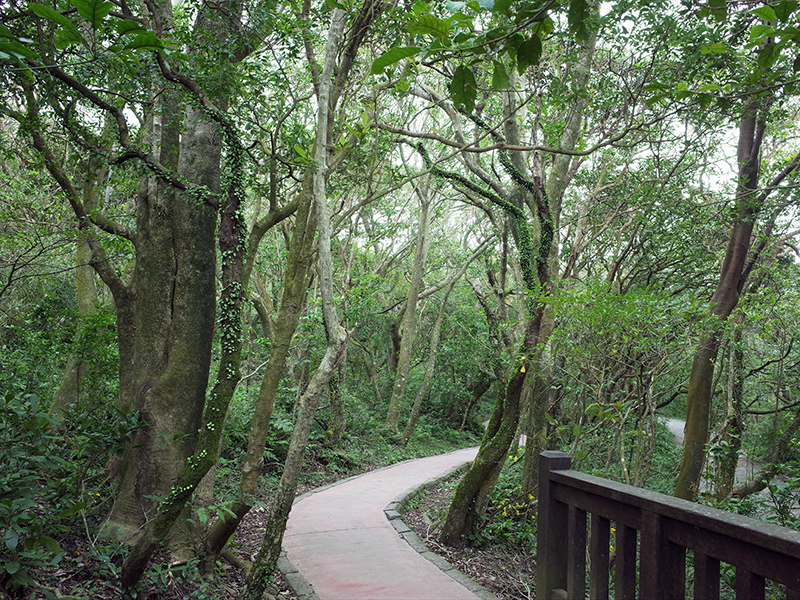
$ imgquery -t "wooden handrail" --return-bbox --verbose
[536,450,800,600]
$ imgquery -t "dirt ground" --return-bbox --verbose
[400,478,537,600]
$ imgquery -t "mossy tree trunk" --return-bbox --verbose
[672,97,800,500]
[202,182,316,562]
[519,21,596,497]
[241,11,350,596]
[384,192,432,432]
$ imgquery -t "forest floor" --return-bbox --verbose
[400,474,536,600]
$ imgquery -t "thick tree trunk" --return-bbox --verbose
[106,90,220,544]
[113,100,220,561]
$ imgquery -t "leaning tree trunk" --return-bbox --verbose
[202,171,317,564]
[241,12,349,596]
[674,97,800,500]
[674,102,764,501]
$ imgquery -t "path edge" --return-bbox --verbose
[384,461,501,600]
[277,448,500,600]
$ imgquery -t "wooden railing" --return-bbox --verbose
[536,450,800,600]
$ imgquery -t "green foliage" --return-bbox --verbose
[0,392,137,595]
[469,458,536,548]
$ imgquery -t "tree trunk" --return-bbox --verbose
[714,311,744,500]
[519,20,596,497]
[400,288,450,445]
[106,83,219,543]
[203,186,316,561]
[50,234,98,419]
[241,12,349,596]
[326,355,347,447]
[384,193,432,432]
[674,101,765,500]
[440,310,543,546]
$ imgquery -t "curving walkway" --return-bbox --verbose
[278,447,499,600]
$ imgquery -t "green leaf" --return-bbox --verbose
[445,0,465,12]
[0,40,37,59]
[708,0,727,21]
[700,42,727,54]
[124,31,165,52]
[115,20,146,36]
[516,34,541,73]
[4,561,21,575]
[758,42,777,68]
[450,64,477,112]
[750,23,775,43]
[28,3,84,45]
[370,46,421,75]
[4,528,19,552]
[70,0,113,29]
[793,52,800,71]
[751,5,776,22]
[776,0,798,22]
[0,24,16,39]
[57,502,85,517]
[477,0,494,10]
[492,0,512,15]
[568,0,589,40]
[491,60,510,89]
[407,14,451,39]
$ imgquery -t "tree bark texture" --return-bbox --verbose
[241,11,349,596]
[384,193,432,432]
[674,101,766,500]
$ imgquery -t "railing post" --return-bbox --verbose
[537,451,572,600]
[640,510,685,599]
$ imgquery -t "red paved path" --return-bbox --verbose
[281,447,494,600]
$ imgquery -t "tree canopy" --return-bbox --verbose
[3,0,800,596]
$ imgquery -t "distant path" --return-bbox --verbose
[661,417,759,487]
[280,447,496,600]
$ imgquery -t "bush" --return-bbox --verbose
[0,392,136,598]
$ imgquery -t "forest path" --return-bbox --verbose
[280,446,498,600]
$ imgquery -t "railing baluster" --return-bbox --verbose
[537,451,572,600]
[536,452,800,600]
[640,510,685,600]
[735,569,765,600]
[693,551,720,600]
[589,513,610,600]
[615,524,637,600]
[567,506,587,599]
